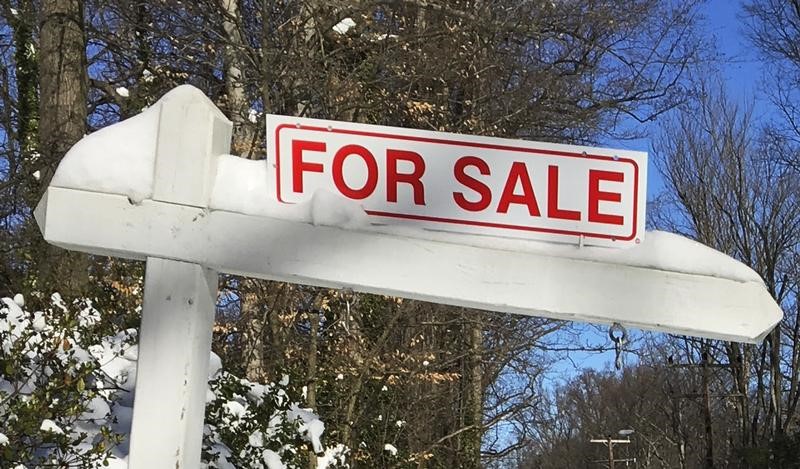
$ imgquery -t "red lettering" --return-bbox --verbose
[547,165,581,221]
[497,162,540,216]
[387,149,426,205]
[588,170,624,225]
[453,156,492,211]
[292,140,325,193]
[333,144,378,200]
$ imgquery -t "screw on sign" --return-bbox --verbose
[34,86,782,467]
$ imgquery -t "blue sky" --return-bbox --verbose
[559,0,770,375]
[604,0,767,196]
[706,0,766,113]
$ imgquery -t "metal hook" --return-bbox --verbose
[608,322,628,370]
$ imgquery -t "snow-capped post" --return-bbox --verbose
[125,89,231,468]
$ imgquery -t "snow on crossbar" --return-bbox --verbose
[36,184,781,343]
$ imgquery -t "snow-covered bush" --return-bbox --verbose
[203,371,348,468]
[0,294,348,468]
[0,294,126,467]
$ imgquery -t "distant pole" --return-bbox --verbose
[701,342,714,468]
[667,342,740,469]
[608,436,615,469]
[591,435,631,469]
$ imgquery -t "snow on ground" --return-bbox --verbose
[47,84,763,286]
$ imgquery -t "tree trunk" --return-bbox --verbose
[769,327,783,436]
[221,0,254,156]
[726,342,751,447]
[14,2,39,180]
[701,342,714,469]
[307,307,319,469]
[458,2,487,465]
[460,314,483,469]
[243,282,266,382]
[222,0,268,385]
[8,2,40,296]
[36,0,89,298]
[39,0,86,194]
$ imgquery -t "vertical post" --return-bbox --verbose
[608,437,615,469]
[128,86,232,469]
[130,259,217,467]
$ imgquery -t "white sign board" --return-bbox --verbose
[268,115,647,247]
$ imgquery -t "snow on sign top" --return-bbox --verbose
[267,115,647,248]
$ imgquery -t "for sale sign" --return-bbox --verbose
[267,115,647,247]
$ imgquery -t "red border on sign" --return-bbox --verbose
[274,123,640,241]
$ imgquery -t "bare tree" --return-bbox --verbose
[743,0,800,165]
[31,0,90,298]
[653,81,800,463]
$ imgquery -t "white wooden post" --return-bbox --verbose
[127,89,232,468]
